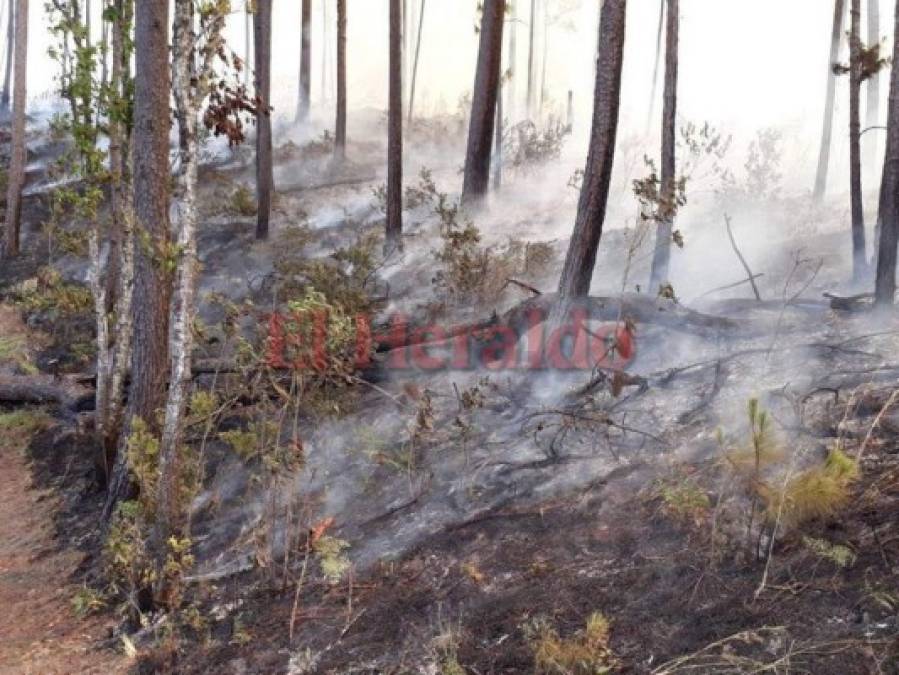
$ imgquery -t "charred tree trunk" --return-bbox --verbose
[2,0,26,258]
[1,0,13,115]
[850,0,868,280]
[649,0,679,291]
[865,0,881,173]
[814,0,847,200]
[407,0,425,123]
[557,0,627,300]
[462,0,505,204]
[386,0,403,253]
[335,0,347,159]
[255,0,273,240]
[104,0,171,518]
[875,0,899,305]
[296,0,311,123]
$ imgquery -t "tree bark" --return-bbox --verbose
[407,0,425,123]
[814,0,847,200]
[865,0,881,173]
[1,0,13,114]
[462,0,505,204]
[850,0,868,280]
[255,0,273,240]
[105,0,171,518]
[2,0,26,258]
[335,0,347,159]
[509,0,517,119]
[386,0,403,253]
[875,0,899,305]
[296,0,311,123]
[649,0,679,291]
[556,0,627,300]
[244,2,251,89]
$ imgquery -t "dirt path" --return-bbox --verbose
[0,431,127,674]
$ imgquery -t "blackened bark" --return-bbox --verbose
[875,0,899,305]
[557,0,627,299]
[814,0,847,200]
[850,0,867,279]
[335,0,347,159]
[255,0,273,240]
[649,0,678,291]
[3,0,26,258]
[296,0,311,122]
[462,0,505,204]
[386,0,403,252]
[494,81,503,190]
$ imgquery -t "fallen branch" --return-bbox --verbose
[724,214,761,301]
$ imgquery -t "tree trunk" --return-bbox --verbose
[539,0,548,117]
[645,0,665,133]
[244,2,251,89]
[493,80,503,190]
[386,0,403,253]
[875,0,899,305]
[462,0,505,204]
[255,0,273,240]
[850,0,868,280]
[557,0,627,300]
[335,0,347,159]
[104,0,135,462]
[407,0,425,123]
[1,0,13,114]
[104,0,171,518]
[865,0,881,173]
[2,0,26,258]
[526,0,536,117]
[814,0,847,200]
[649,0,679,291]
[296,0,311,123]
[509,0,517,119]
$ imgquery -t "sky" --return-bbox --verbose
[14,1,892,190]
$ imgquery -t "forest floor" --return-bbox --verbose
[0,308,125,674]
[2,117,899,673]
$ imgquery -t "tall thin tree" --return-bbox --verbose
[645,0,665,133]
[407,0,425,123]
[1,0,13,115]
[462,0,505,203]
[104,0,172,516]
[335,0,347,159]
[526,0,536,117]
[296,0,311,123]
[875,0,899,305]
[649,0,679,291]
[865,0,881,172]
[850,0,867,279]
[814,0,848,200]
[255,0,273,239]
[3,0,26,258]
[386,0,403,252]
[557,0,627,300]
